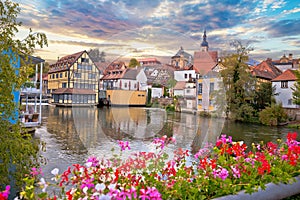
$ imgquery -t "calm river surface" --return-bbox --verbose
[36,106,300,179]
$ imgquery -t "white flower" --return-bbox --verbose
[95,183,106,192]
[39,178,48,192]
[108,183,116,190]
[83,186,89,194]
[51,168,59,175]
[86,162,93,168]
[51,168,59,181]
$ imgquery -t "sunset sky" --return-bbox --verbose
[13,0,300,64]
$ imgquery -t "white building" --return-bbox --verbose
[271,69,298,108]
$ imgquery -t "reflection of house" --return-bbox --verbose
[48,50,100,106]
[250,59,282,83]
[193,30,218,75]
[271,69,298,108]
[171,47,193,69]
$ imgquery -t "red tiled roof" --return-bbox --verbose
[48,51,85,73]
[52,88,95,95]
[138,58,160,62]
[193,51,218,75]
[173,81,186,90]
[251,60,282,80]
[271,69,297,81]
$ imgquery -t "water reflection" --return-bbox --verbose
[44,106,224,157]
[38,106,299,177]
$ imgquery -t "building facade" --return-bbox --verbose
[271,69,297,108]
[48,50,100,106]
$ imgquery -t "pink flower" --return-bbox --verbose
[213,167,229,180]
[0,185,10,199]
[30,167,42,177]
[118,140,131,151]
[87,156,99,167]
[231,166,241,178]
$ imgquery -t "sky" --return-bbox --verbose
[13,0,300,64]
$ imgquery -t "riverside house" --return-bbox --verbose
[272,69,298,109]
[99,62,147,106]
[48,50,100,106]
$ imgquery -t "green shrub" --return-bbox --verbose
[259,104,288,126]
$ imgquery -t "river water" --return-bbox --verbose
[35,105,300,179]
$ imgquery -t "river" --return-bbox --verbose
[35,105,300,180]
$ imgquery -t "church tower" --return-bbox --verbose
[201,30,209,52]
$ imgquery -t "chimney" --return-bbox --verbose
[289,53,293,61]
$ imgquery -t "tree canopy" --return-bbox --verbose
[128,58,140,68]
[219,40,256,121]
[0,0,47,192]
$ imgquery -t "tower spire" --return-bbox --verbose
[201,29,209,51]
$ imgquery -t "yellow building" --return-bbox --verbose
[48,51,100,106]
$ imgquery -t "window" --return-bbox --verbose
[65,72,68,77]
[74,72,81,78]
[60,73,62,78]
[281,81,288,88]
[56,73,58,78]
[125,83,128,88]
[288,99,293,105]
[210,82,215,92]
[81,58,89,63]
[185,74,187,79]
[198,83,202,94]
[189,74,192,78]
[62,83,67,88]
[88,73,96,79]
[198,99,202,105]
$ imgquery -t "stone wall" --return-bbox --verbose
[284,108,300,121]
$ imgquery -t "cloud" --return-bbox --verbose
[264,19,300,37]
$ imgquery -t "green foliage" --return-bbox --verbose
[128,58,140,68]
[235,103,258,123]
[219,40,256,121]
[0,0,47,189]
[253,82,276,111]
[165,104,175,112]
[292,70,300,105]
[259,104,288,126]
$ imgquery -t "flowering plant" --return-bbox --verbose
[7,133,300,199]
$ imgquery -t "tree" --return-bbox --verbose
[128,58,140,68]
[253,82,276,111]
[292,70,300,105]
[88,48,105,62]
[219,40,256,121]
[0,0,47,191]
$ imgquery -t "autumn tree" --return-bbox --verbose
[219,40,256,121]
[128,58,140,68]
[0,0,47,191]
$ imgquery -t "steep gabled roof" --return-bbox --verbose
[48,51,86,73]
[193,51,217,75]
[271,69,297,82]
[122,68,139,80]
[251,60,282,80]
